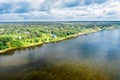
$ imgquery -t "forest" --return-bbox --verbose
[0,22,120,51]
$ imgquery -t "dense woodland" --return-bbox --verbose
[0,22,120,50]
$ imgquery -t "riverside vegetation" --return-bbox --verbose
[0,22,120,53]
[0,22,120,80]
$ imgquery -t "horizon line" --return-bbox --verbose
[0,20,120,23]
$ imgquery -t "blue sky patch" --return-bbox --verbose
[0,3,12,13]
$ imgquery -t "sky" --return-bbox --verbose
[0,0,120,21]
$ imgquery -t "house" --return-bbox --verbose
[52,34,57,38]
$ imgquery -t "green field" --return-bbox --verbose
[0,22,120,52]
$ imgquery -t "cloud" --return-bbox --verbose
[0,0,120,21]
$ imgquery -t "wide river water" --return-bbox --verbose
[0,29,120,74]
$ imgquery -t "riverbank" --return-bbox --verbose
[0,29,100,54]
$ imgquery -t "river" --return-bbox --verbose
[0,29,120,75]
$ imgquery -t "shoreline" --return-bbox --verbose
[0,30,100,54]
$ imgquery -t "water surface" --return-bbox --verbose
[0,29,120,73]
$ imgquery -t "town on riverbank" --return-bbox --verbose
[0,21,120,53]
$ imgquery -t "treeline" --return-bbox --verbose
[0,22,120,50]
[0,37,23,50]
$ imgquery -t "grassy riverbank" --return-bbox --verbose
[0,22,120,53]
[0,28,99,53]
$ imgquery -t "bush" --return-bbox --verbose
[10,40,23,47]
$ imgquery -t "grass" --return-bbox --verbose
[0,29,98,53]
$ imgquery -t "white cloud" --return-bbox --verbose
[0,0,120,21]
